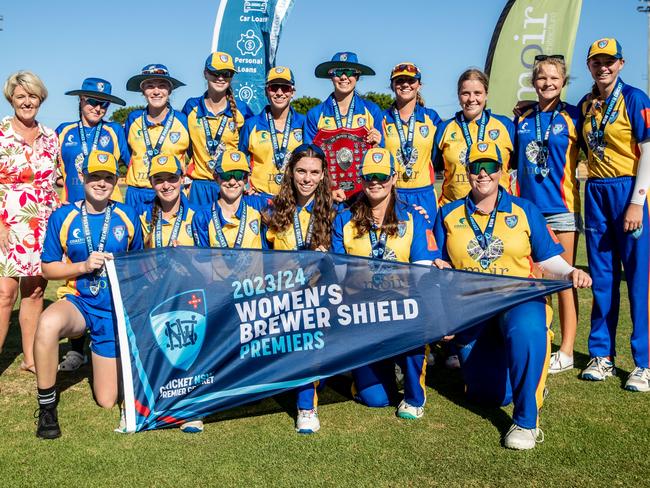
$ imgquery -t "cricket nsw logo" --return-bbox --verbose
[149,289,207,371]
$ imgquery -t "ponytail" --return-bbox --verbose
[146,197,162,248]
[225,88,240,132]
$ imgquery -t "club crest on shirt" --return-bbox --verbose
[249,220,259,235]
[419,126,429,138]
[504,215,518,228]
[186,224,193,237]
[113,225,125,242]
[552,123,565,135]
[458,147,468,166]
[488,129,500,140]
[294,129,303,142]
[169,131,181,144]
[450,132,457,140]
[229,121,236,132]
[358,117,366,127]
[609,111,619,123]
[99,135,110,148]
[397,222,407,238]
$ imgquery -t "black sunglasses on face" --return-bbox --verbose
[85,97,110,109]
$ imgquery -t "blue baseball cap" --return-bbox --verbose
[65,77,126,106]
[126,64,185,92]
[205,52,237,73]
[314,52,375,79]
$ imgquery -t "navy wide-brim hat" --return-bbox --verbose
[65,77,126,106]
[126,64,185,92]
[314,52,376,79]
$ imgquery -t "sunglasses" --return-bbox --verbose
[218,170,248,181]
[209,70,234,79]
[534,54,565,64]
[467,161,502,175]
[84,97,110,109]
[329,68,360,79]
[267,83,294,93]
[392,76,418,86]
[362,173,391,183]
[392,63,420,76]
[293,143,326,158]
[143,67,169,75]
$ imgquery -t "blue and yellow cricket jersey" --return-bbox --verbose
[238,106,306,195]
[434,110,515,204]
[193,195,266,249]
[579,79,650,179]
[303,93,384,145]
[433,189,563,278]
[382,104,442,188]
[56,120,129,202]
[41,201,143,316]
[265,200,319,251]
[331,202,439,262]
[139,194,198,247]
[515,103,581,215]
[182,94,254,181]
[124,108,190,188]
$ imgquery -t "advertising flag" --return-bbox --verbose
[211,0,295,113]
[485,0,583,115]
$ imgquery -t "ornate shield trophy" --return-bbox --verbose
[313,127,371,199]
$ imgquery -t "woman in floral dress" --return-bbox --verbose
[0,71,60,373]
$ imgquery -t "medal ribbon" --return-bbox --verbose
[533,102,564,171]
[293,208,314,250]
[368,225,388,260]
[332,95,356,129]
[460,111,487,148]
[266,108,293,171]
[392,107,416,169]
[202,115,228,158]
[141,109,175,164]
[80,202,113,294]
[464,188,503,269]
[78,120,103,157]
[210,202,247,248]
[590,79,623,145]
[154,202,184,248]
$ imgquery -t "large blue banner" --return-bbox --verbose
[211,0,295,113]
[108,247,570,432]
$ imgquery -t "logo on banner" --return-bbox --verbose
[149,290,207,371]
[243,0,267,13]
[237,83,255,104]
[237,29,263,56]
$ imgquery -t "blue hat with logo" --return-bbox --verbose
[65,77,126,106]
[314,52,375,79]
[126,64,185,92]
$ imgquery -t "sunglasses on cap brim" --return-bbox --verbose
[362,173,392,183]
[217,170,248,181]
[534,54,565,64]
[84,97,110,109]
[467,161,502,175]
[293,143,326,158]
[391,64,420,77]
[328,68,360,78]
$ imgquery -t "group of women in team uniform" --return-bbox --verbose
[26,37,650,451]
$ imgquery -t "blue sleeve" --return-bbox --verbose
[522,200,564,262]
[239,118,253,155]
[368,101,385,147]
[243,194,269,213]
[114,123,131,165]
[237,101,255,120]
[55,123,65,136]
[41,210,65,263]
[175,111,190,132]
[192,209,210,247]
[432,208,450,262]
[331,212,347,254]
[128,208,144,251]
[432,119,447,172]
[624,86,650,143]
[409,211,440,261]
[304,106,321,144]
[181,97,196,116]
[576,95,589,153]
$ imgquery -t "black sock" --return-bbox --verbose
[37,386,57,410]
[70,336,85,355]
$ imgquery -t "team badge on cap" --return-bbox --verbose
[231,152,241,162]
[598,39,608,48]
[98,153,109,163]
[340,53,348,61]
[275,67,285,73]
[477,143,488,152]
[372,152,383,163]
[158,156,168,164]
[96,82,105,92]
[220,54,229,62]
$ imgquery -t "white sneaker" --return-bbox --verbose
[548,351,574,374]
[445,354,460,369]
[396,400,424,420]
[58,351,87,372]
[114,408,128,434]
[581,357,616,381]
[503,423,544,450]
[180,420,204,433]
[296,409,320,434]
[624,367,650,392]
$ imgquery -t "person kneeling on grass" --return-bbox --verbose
[34,150,143,439]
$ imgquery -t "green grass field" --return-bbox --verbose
[1,201,649,487]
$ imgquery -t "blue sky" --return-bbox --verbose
[0,0,647,127]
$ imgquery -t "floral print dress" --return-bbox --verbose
[0,116,60,277]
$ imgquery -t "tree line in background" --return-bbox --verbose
[109,92,395,124]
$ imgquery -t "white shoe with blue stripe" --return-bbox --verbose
[296,409,320,434]
[625,367,650,392]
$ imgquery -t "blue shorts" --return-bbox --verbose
[396,186,438,228]
[65,295,118,358]
[189,179,220,206]
[125,186,156,214]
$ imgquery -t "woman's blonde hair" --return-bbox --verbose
[4,71,48,103]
